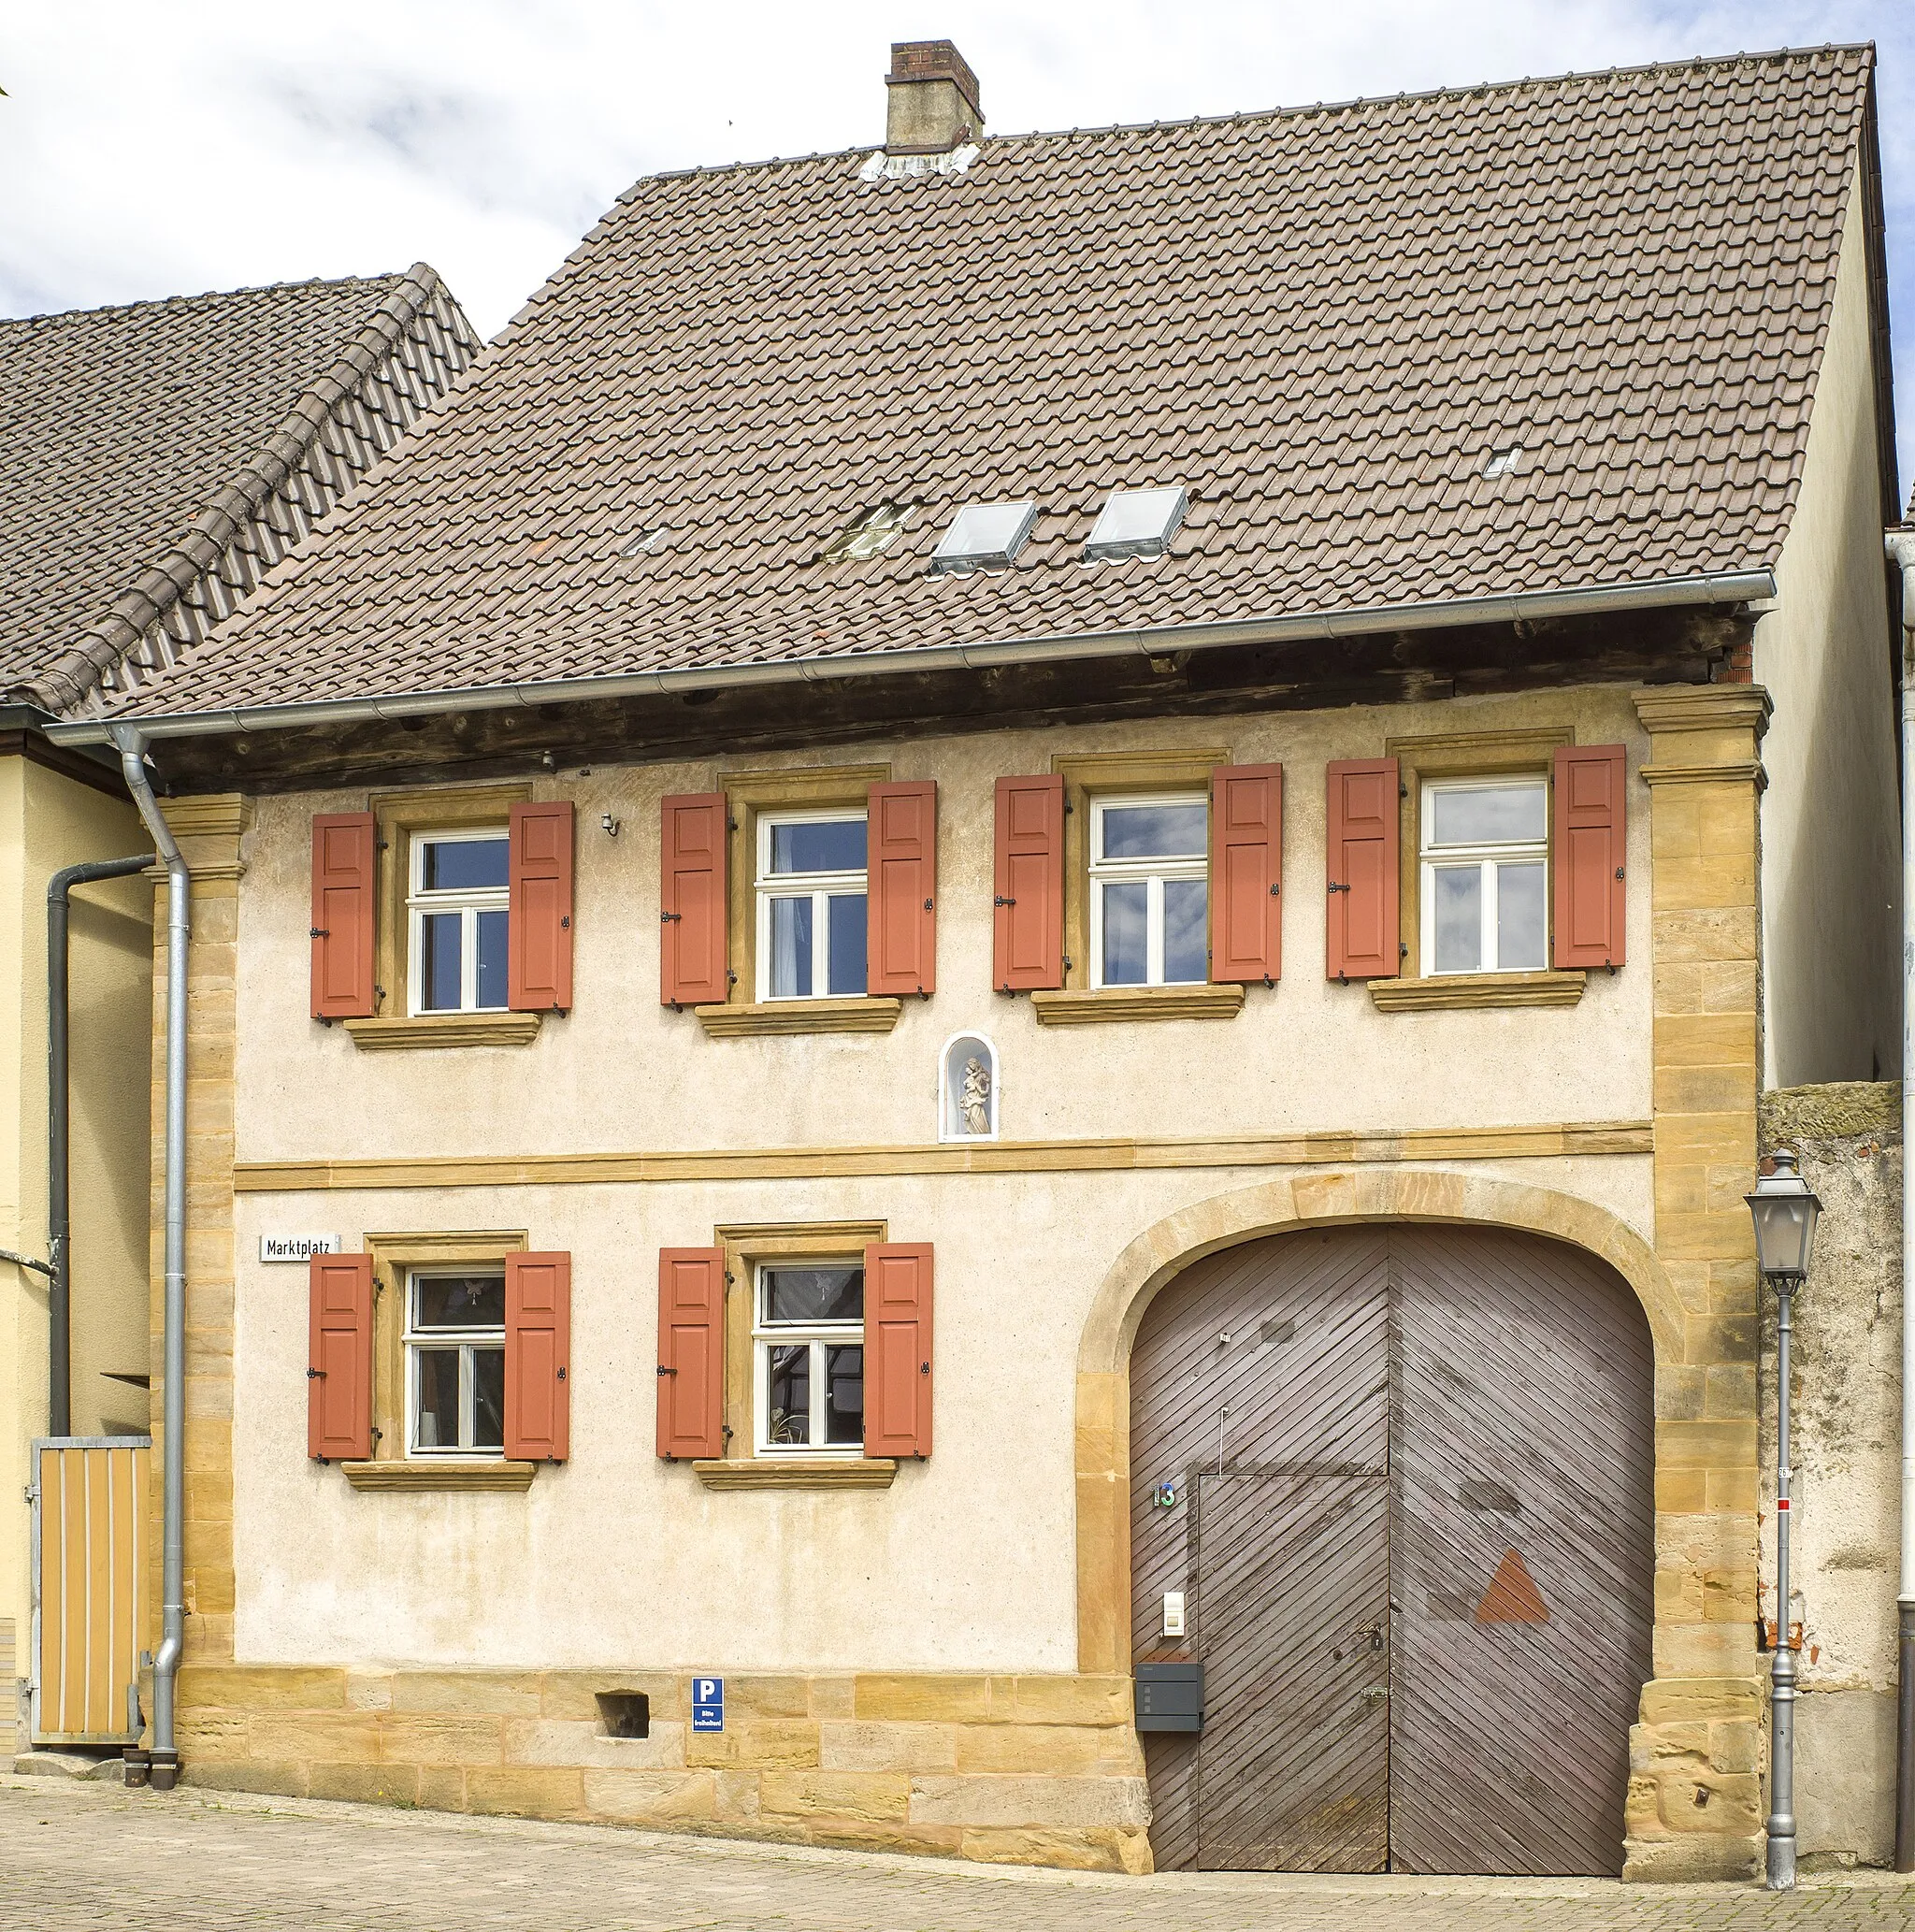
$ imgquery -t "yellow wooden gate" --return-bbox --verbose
[30,1437,150,1746]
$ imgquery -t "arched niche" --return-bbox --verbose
[938,1031,1000,1142]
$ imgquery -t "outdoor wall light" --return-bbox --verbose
[1746,1147,1821,1893]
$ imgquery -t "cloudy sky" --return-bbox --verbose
[5,3,1913,482]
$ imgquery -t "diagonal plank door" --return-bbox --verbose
[1388,1226,1655,1876]
[1194,1472,1389,1870]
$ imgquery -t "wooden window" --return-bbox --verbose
[354,1230,532,1485]
[756,810,869,1000]
[335,783,560,1048]
[408,829,509,1014]
[404,1266,507,1455]
[754,1262,865,1452]
[1418,778,1548,975]
[1088,792,1208,988]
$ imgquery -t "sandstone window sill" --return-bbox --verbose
[339,1460,538,1492]
[1029,985,1245,1027]
[694,998,902,1038]
[690,1458,899,1491]
[342,1014,543,1051]
[1369,970,1588,1014]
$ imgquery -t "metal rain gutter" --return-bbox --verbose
[1885,527,1915,1872]
[43,569,1778,748]
[108,724,187,1794]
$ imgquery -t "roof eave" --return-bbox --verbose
[47,567,1777,750]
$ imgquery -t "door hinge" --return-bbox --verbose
[23,1485,38,1505]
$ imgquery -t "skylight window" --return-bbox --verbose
[1082,486,1188,564]
[621,526,669,556]
[929,500,1038,576]
[1482,447,1523,479]
[823,501,912,562]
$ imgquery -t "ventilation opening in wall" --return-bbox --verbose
[595,1691,651,1739]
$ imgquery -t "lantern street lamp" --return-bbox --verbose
[1746,1148,1821,1893]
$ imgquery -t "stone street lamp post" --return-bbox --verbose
[1746,1147,1821,1892]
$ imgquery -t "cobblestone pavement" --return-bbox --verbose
[2,1775,1912,1932]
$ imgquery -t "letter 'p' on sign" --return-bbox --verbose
[691,1677,724,1733]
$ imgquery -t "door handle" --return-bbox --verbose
[1361,1686,1387,1709]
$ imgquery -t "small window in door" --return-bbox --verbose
[1418,779,1548,974]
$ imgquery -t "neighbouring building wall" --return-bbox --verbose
[0,753,151,1749]
[1758,1081,1903,1869]
[1754,164,1901,1089]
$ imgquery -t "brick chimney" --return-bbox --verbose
[885,40,984,154]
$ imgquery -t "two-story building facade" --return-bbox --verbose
[49,42,1901,1880]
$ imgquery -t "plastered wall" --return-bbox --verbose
[1754,164,1901,1090]
[222,685,1661,1673]
[1758,1082,1902,1869]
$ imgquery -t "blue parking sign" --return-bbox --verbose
[691,1677,724,1733]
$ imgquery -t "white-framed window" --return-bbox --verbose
[1089,793,1208,988]
[755,810,868,1001]
[405,1268,506,1457]
[1419,777,1548,975]
[755,1263,864,1453]
[408,828,509,1014]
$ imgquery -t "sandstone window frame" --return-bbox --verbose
[1035,747,1243,1024]
[345,1227,533,1492]
[354,782,539,1050]
[1377,725,1587,1015]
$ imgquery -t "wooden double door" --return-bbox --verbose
[1130,1224,1653,1875]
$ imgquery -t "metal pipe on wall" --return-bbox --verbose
[108,725,187,1793]
[1883,527,1915,1871]
[47,853,154,1437]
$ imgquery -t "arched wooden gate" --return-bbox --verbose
[1130,1223,1654,1875]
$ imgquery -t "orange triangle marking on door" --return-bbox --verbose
[1475,1547,1549,1623]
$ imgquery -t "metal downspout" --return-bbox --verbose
[1884,528,1915,1870]
[108,724,187,1793]
[47,854,155,1436]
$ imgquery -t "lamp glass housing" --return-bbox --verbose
[1746,1149,1821,1282]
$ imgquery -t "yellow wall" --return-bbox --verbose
[0,751,152,1740]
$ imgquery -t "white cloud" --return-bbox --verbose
[3,0,1911,480]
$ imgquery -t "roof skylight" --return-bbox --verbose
[823,500,913,562]
[929,500,1038,576]
[1083,485,1187,564]
[1482,447,1523,479]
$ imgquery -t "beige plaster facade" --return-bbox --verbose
[1754,165,1902,1090]
[122,667,1836,1876]
[1,751,152,1745]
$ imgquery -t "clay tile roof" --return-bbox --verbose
[86,46,1879,723]
[0,267,481,713]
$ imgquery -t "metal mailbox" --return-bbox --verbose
[1134,1660,1204,1733]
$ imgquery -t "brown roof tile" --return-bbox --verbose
[0,267,480,711]
[86,46,1879,723]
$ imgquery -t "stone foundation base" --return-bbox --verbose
[1623,1674,1764,1880]
[172,1665,1153,1874]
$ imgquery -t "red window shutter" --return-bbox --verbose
[1326,759,1401,980]
[863,1242,933,1459]
[656,1247,725,1460]
[504,1251,570,1462]
[1553,744,1628,969]
[992,776,1064,991]
[310,814,377,1020]
[660,794,728,1007]
[1211,763,1283,984]
[508,801,574,1012]
[308,1255,373,1461]
[867,781,938,997]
